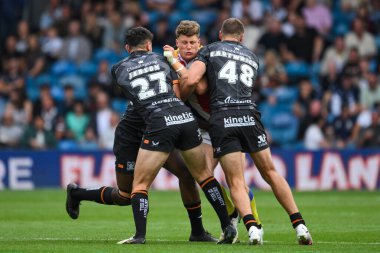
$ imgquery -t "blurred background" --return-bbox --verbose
[0,0,379,191]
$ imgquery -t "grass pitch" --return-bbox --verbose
[0,190,379,253]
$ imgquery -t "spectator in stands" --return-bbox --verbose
[332,104,356,148]
[54,4,72,37]
[26,34,46,78]
[344,17,377,58]
[21,115,56,149]
[0,111,24,148]
[282,12,324,63]
[102,11,128,52]
[146,0,175,15]
[360,72,380,110]
[261,50,288,88]
[320,61,340,93]
[4,88,33,127]
[356,3,377,35]
[356,103,380,147]
[302,0,332,36]
[59,84,76,115]
[330,74,360,118]
[293,79,318,140]
[151,17,175,51]
[90,91,112,141]
[98,110,119,149]
[320,35,347,76]
[256,16,287,55]
[65,101,89,142]
[60,20,92,64]
[231,0,264,24]
[91,60,112,90]
[15,20,30,54]
[341,47,361,81]
[82,12,104,50]
[265,0,287,22]
[79,127,99,150]
[39,95,59,132]
[205,8,230,43]
[39,0,63,31]
[304,116,330,150]
[0,57,26,97]
[41,26,63,66]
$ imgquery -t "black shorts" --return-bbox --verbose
[113,114,145,174]
[140,107,202,152]
[209,109,269,158]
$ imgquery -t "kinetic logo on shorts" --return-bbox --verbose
[224,115,255,128]
[164,112,194,126]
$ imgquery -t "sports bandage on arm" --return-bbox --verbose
[164,51,184,73]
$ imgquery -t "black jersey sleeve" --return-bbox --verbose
[194,46,210,66]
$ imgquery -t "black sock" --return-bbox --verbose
[290,212,306,228]
[243,214,259,231]
[71,186,115,204]
[131,191,149,238]
[229,208,238,219]
[199,177,230,230]
[185,202,205,236]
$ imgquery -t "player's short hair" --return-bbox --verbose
[221,18,245,37]
[125,27,153,48]
[175,20,200,38]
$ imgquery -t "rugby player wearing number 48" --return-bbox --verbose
[165,18,313,245]
[163,20,263,243]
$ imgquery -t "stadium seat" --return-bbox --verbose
[111,99,128,115]
[50,60,77,77]
[57,75,87,99]
[93,48,119,64]
[77,61,98,79]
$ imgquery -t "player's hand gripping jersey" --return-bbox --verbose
[174,49,211,130]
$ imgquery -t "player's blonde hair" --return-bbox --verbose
[175,20,200,38]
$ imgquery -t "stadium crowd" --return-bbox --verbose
[1,0,380,150]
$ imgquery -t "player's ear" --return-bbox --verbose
[218,30,222,40]
[125,44,131,53]
[146,41,153,52]
[239,34,244,42]
[175,39,179,47]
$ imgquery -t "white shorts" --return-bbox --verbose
[200,129,212,146]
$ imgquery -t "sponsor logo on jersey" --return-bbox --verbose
[143,139,149,144]
[164,112,194,126]
[224,115,256,128]
[152,97,181,106]
[152,141,160,147]
[224,96,252,104]
[257,134,267,147]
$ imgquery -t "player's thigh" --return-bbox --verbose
[133,148,170,190]
[180,145,211,182]
[202,142,219,171]
[219,151,246,188]
[164,149,194,181]
[250,147,276,175]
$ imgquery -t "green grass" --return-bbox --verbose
[0,190,379,253]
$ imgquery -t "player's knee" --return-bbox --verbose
[111,189,131,206]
